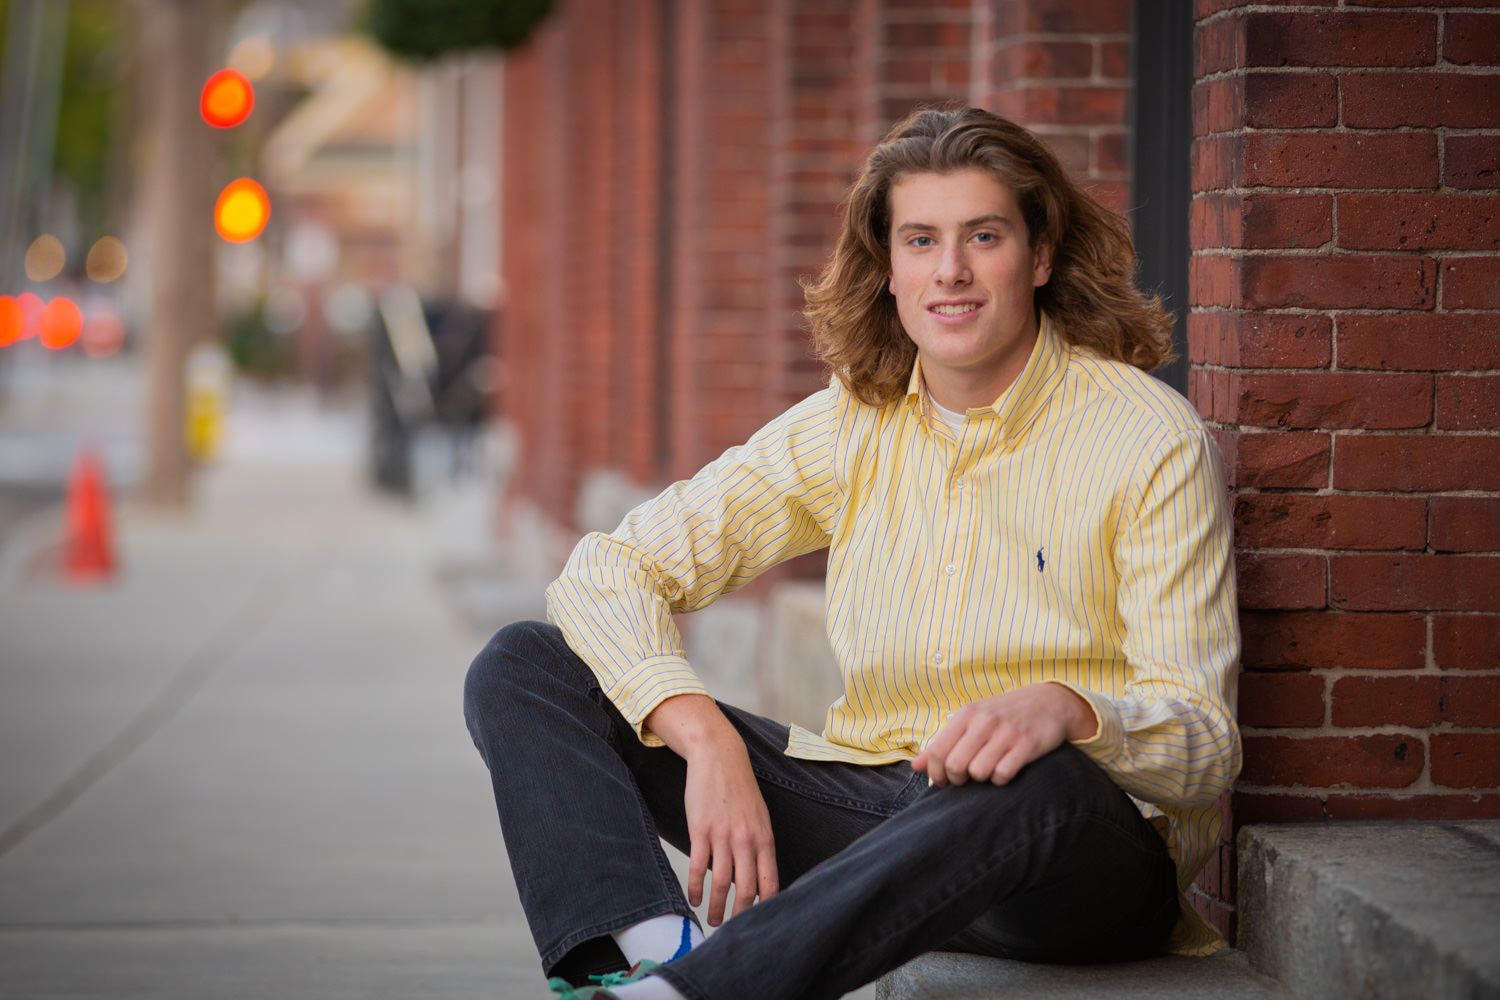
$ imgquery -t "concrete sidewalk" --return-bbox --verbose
[0,397,541,998]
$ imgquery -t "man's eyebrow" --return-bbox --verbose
[894,214,1016,235]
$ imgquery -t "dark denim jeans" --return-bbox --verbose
[463,620,1178,1000]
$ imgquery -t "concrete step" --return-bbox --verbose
[1238,821,1500,1000]
[876,949,1292,999]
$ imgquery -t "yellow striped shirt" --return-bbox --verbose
[546,314,1241,955]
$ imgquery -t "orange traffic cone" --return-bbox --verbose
[63,447,116,583]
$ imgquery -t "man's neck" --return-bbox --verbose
[922,334,1039,412]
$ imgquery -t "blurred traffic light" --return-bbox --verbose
[200,68,254,129]
[0,296,22,347]
[214,178,271,243]
[16,292,43,341]
[201,66,268,244]
[39,297,84,350]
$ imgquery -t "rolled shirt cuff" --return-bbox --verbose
[608,655,713,747]
[1048,680,1126,767]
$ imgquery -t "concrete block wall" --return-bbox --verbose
[1189,0,1500,939]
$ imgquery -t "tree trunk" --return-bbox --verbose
[138,0,222,509]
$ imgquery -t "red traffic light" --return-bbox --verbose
[201,68,254,129]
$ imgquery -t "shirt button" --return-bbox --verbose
[944,563,957,575]
[932,651,944,665]
[954,477,965,490]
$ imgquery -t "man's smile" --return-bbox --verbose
[927,300,983,321]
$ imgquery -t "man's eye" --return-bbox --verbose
[973,232,996,244]
[910,235,934,247]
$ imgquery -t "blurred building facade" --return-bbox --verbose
[485,0,1500,945]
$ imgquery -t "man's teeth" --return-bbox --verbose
[931,304,978,315]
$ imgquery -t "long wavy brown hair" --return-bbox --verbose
[804,107,1174,406]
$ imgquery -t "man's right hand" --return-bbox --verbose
[645,694,780,926]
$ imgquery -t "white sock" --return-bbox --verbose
[607,976,686,1000]
[610,913,704,968]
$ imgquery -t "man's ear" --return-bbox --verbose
[1032,242,1053,288]
[888,270,896,296]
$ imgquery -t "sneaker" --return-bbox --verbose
[546,959,661,999]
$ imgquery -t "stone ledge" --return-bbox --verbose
[876,949,1291,999]
[1238,821,1500,1000]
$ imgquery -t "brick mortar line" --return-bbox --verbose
[1196,5,1374,29]
[1193,189,1500,202]
[1336,51,1348,127]
[992,75,1130,87]
[1241,769,1490,797]
[1240,725,1500,736]
[1234,488,1500,498]
[1030,122,1127,133]
[1189,247,1498,256]
[1196,5,1500,29]
[981,31,1131,45]
[1438,122,1450,189]
[1229,429,1500,440]
[1237,545,1500,556]
[1188,306,1500,315]
[1326,426,1500,437]
[1235,786,1499,796]
[1195,65,1500,88]
[1245,609,1500,615]
[878,10,974,24]
[1243,668,1500,677]
[1193,124,1500,136]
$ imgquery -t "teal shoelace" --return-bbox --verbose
[544,967,640,996]
[589,969,639,988]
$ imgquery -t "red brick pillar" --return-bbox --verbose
[567,0,619,483]
[1191,0,1500,940]
[665,0,776,477]
[767,0,863,411]
[500,12,571,518]
[613,0,668,488]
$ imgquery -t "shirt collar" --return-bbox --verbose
[904,311,1070,446]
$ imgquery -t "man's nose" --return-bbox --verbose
[935,244,970,284]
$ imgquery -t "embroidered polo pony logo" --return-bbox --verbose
[1036,548,1045,572]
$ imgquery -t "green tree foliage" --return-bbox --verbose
[360,0,556,62]
[54,1,123,231]
[0,0,124,236]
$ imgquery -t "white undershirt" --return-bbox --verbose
[928,393,967,433]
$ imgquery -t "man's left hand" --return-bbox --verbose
[912,682,1098,787]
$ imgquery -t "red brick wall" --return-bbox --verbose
[570,0,618,482]
[672,0,778,476]
[983,0,1131,212]
[767,0,862,411]
[1190,0,1500,939]
[488,0,1500,947]
[614,0,667,488]
[498,14,559,516]
[499,0,1134,517]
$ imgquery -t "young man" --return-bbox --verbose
[464,107,1240,1000]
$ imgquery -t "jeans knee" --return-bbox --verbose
[465,620,547,713]
[463,619,599,720]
